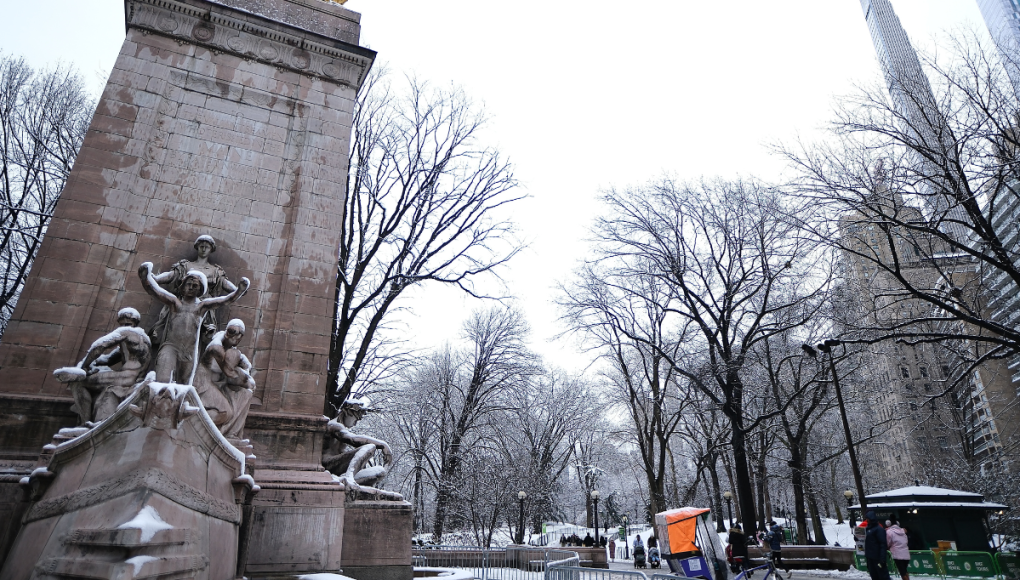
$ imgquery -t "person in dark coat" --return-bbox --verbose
[766,521,787,572]
[727,524,749,573]
[865,511,892,580]
[583,533,595,547]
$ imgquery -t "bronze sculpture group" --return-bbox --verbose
[52,234,395,496]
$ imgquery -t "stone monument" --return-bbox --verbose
[0,0,412,577]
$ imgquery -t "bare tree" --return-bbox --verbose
[0,55,93,337]
[327,70,524,411]
[560,265,691,521]
[779,33,1020,379]
[588,178,830,535]
[429,306,539,542]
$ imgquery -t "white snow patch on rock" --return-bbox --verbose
[117,506,173,542]
[125,555,158,574]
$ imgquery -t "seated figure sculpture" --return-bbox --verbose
[138,262,249,384]
[193,319,255,438]
[53,307,151,424]
[323,398,402,500]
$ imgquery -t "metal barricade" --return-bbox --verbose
[545,566,693,580]
[412,545,581,580]
[547,566,649,580]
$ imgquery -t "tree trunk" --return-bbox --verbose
[806,474,827,545]
[708,454,726,532]
[790,448,809,547]
[723,452,741,523]
[730,424,759,536]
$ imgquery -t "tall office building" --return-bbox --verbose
[859,0,937,131]
[858,0,965,240]
[976,0,1020,50]
[975,0,1020,97]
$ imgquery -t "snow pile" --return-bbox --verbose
[125,555,158,574]
[117,506,173,542]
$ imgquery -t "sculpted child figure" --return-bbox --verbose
[138,262,249,384]
[149,235,236,351]
[193,319,255,438]
[53,307,151,424]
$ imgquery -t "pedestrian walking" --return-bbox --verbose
[766,520,788,573]
[727,524,749,573]
[609,538,617,562]
[886,517,910,580]
[865,511,892,580]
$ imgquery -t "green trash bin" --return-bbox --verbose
[907,551,942,577]
[996,552,1020,580]
[855,553,869,572]
[941,551,997,578]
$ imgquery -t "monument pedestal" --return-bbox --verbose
[0,0,412,577]
[340,501,414,580]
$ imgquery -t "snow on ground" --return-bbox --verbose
[717,517,856,548]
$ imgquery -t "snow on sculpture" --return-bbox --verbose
[323,398,402,501]
[138,261,249,385]
[193,319,256,438]
[53,307,152,424]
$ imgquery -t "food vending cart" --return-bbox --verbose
[654,507,728,580]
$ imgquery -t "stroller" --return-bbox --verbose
[648,547,661,569]
[634,544,646,569]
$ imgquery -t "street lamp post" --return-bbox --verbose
[591,491,601,546]
[803,340,868,514]
[844,490,857,528]
[623,515,629,559]
[723,491,734,528]
[517,491,527,545]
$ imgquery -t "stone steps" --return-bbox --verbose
[33,524,207,579]
[37,554,208,579]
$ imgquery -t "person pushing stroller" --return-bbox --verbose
[647,535,661,569]
[633,535,646,569]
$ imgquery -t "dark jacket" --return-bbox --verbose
[728,529,749,558]
[864,518,888,561]
[767,524,782,550]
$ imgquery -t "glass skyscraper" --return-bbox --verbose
[858,0,938,137]
[976,0,1020,50]
[858,0,965,240]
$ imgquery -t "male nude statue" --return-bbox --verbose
[323,398,401,500]
[138,262,250,384]
[53,307,151,424]
[193,319,255,438]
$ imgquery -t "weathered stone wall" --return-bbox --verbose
[0,0,373,468]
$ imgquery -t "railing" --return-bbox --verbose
[546,565,690,580]
[412,545,580,580]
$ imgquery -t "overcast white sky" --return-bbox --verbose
[0,0,989,374]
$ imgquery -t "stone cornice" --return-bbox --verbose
[126,0,376,89]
